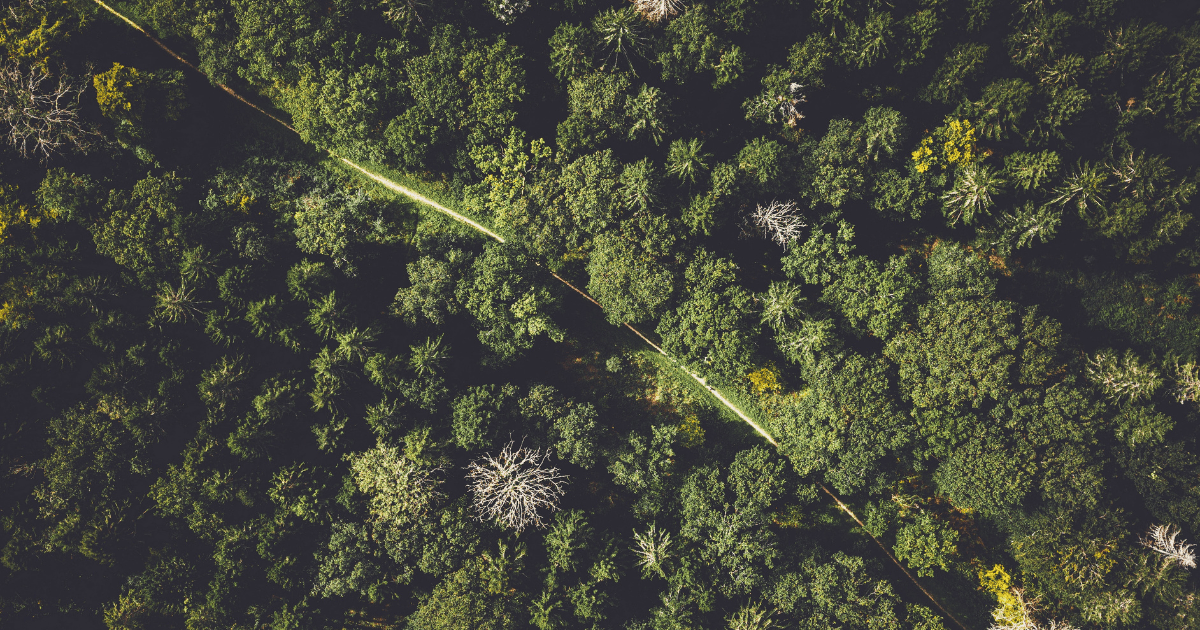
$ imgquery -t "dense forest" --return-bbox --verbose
[3,0,1200,628]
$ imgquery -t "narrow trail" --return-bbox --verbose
[91,4,967,627]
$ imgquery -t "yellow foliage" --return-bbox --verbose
[0,184,47,245]
[746,364,782,396]
[911,118,978,173]
[979,564,1023,625]
[943,119,977,166]
[911,136,935,173]
[94,63,146,121]
[678,414,705,448]
[0,1,83,67]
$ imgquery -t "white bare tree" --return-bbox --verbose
[466,440,569,532]
[0,61,96,161]
[634,0,685,22]
[632,522,672,578]
[743,200,806,248]
[1141,524,1198,569]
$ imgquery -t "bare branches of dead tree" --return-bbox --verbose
[1141,524,1198,569]
[743,199,807,248]
[465,439,569,532]
[633,0,685,22]
[0,61,97,161]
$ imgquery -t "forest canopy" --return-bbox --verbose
[3,0,1200,629]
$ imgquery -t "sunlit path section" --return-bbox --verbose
[93,0,768,444]
[547,270,778,446]
[335,158,506,243]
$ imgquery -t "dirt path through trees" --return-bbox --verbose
[89,4,968,626]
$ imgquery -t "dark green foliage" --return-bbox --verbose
[9,1,1200,628]
[457,242,564,365]
[656,250,757,381]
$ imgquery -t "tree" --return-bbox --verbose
[386,25,525,172]
[666,138,711,185]
[292,186,387,276]
[556,71,633,156]
[893,512,959,577]
[548,22,597,83]
[656,7,743,88]
[1085,349,1162,403]
[0,60,94,160]
[282,63,397,163]
[406,559,519,630]
[608,424,677,517]
[1144,25,1200,141]
[767,551,908,628]
[632,523,672,579]
[311,521,390,601]
[923,43,988,103]
[457,242,564,365]
[885,296,1019,410]
[452,384,518,451]
[656,249,758,381]
[391,247,470,324]
[350,443,444,524]
[942,162,1005,225]
[93,62,185,159]
[593,7,645,71]
[518,384,601,469]
[586,232,676,325]
[91,172,190,283]
[465,440,569,532]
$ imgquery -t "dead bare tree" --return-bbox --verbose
[1141,524,1198,569]
[743,200,807,248]
[465,439,569,532]
[0,61,97,161]
[633,0,685,22]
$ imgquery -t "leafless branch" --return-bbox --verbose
[743,199,807,248]
[0,61,97,161]
[633,0,685,22]
[1141,524,1197,569]
[465,439,569,532]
